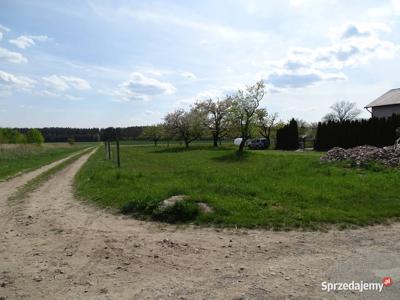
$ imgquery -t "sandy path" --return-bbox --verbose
[0,150,399,300]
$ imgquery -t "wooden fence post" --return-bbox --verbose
[107,141,111,160]
[116,140,120,168]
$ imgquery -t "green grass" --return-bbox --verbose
[0,143,96,180]
[119,139,222,146]
[75,145,400,230]
[9,148,93,202]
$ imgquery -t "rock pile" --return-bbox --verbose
[320,145,400,167]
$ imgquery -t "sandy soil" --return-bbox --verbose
[1,150,399,300]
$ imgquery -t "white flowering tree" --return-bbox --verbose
[230,80,265,154]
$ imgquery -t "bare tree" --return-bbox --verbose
[164,109,205,148]
[255,108,278,140]
[323,101,361,122]
[230,80,265,154]
[194,97,232,147]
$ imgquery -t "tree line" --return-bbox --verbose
[0,127,145,143]
[0,128,44,144]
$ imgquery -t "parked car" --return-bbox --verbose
[233,138,251,146]
[233,138,243,146]
[248,138,270,150]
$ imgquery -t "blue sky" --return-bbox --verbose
[1,0,400,127]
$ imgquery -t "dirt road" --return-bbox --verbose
[1,150,399,299]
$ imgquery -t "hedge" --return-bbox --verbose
[314,114,400,151]
[276,118,299,150]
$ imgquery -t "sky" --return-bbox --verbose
[1,0,400,128]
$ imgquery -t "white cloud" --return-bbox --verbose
[115,72,176,102]
[142,68,196,80]
[175,84,241,108]
[181,71,196,80]
[290,0,306,7]
[9,36,35,49]
[196,86,238,100]
[263,23,399,89]
[42,75,69,91]
[65,94,84,101]
[0,47,28,63]
[340,24,370,39]
[0,24,10,32]
[266,69,346,88]
[0,70,36,89]
[35,89,84,101]
[42,75,91,91]
[35,90,60,97]
[9,35,49,49]
[61,76,91,90]
[368,0,400,17]
[144,110,163,117]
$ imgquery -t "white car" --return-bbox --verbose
[233,138,242,145]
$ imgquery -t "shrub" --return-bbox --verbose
[14,131,28,144]
[0,128,27,144]
[120,199,158,215]
[152,201,200,223]
[26,129,44,145]
[120,198,200,223]
[67,137,75,145]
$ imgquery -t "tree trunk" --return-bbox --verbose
[154,139,157,147]
[213,134,218,147]
[184,139,189,148]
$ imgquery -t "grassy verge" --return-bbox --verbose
[75,145,400,230]
[0,143,98,180]
[9,148,93,202]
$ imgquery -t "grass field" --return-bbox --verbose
[75,145,400,229]
[119,139,222,146]
[0,143,94,180]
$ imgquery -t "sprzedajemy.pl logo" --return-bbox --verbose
[321,277,393,293]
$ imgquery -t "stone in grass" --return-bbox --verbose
[160,195,213,213]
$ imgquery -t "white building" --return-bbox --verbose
[365,89,400,118]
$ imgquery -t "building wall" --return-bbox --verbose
[372,104,400,118]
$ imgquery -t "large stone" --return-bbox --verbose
[159,195,188,209]
[159,195,214,213]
